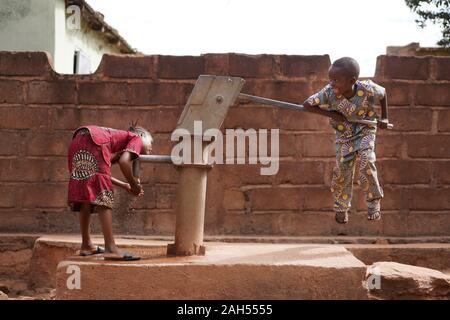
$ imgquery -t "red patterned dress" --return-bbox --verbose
[67,125,143,212]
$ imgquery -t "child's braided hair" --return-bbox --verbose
[129,120,153,144]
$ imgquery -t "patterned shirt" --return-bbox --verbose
[306,80,386,143]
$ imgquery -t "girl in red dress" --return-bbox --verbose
[68,125,152,261]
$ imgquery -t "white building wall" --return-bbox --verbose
[0,0,123,74]
[53,0,121,74]
[0,0,55,58]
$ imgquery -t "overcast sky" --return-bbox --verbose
[86,0,442,76]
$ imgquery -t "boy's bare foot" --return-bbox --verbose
[367,199,381,221]
[335,211,348,224]
[368,211,381,221]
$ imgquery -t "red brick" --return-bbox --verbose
[27,80,76,104]
[378,160,431,184]
[203,54,230,75]
[374,56,385,79]
[99,55,156,78]
[438,110,450,132]
[280,55,330,79]
[0,211,48,233]
[0,131,25,155]
[51,107,98,130]
[350,187,406,212]
[150,135,173,155]
[0,185,16,208]
[415,83,450,106]
[26,131,72,156]
[223,189,246,210]
[302,187,333,210]
[380,187,405,211]
[150,108,181,133]
[376,81,412,106]
[95,108,147,130]
[0,159,47,182]
[228,54,275,78]
[433,161,450,185]
[407,212,450,236]
[388,108,432,132]
[0,106,49,129]
[21,184,68,208]
[434,57,450,80]
[131,185,156,210]
[250,187,301,210]
[144,212,175,234]
[378,212,406,236]
[375,134,402,158]
[0,80,24,104]
[223,105,276,129]
[222,212,277,235]
[302,134,335,157]
[279,134,302,158]
[156,185,177,209]
[46,158,69,182]
[276,212,335,236]
[157,55,204,79]
[180,82,196,104]
[0,52,53,76]
[127,82,191,106]
[45,211,80,233]
[276,107,330,131]
[380,56,429,80]
[243,80,311,104]
[408,188,450,210]
[218,165,274,188]
[406,135,450,158]
[138,163,179,184]
[276,161,325,185]
[78,82,128,105]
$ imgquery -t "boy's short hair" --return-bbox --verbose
[332,57,360,79]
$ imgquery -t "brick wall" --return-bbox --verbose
[0,51,449,236]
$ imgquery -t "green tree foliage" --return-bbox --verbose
[405,0,450,47]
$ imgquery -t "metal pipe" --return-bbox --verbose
[168,164,208,256]
[239,93,394,129]
[239,93,306,112]
[138,155,173,163]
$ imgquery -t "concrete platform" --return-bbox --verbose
[345,243,450,272]
[55,243,368,300]
[29,235,169,288]
[3,234,450,299]
[20,235,450,292]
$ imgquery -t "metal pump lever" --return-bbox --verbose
[239,93,394,129]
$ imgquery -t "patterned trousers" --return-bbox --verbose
[331,134,384,214]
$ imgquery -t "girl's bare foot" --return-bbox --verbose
[103,252,141,261]
[80,241,95,251]
[79,244,105,256]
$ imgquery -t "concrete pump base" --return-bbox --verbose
[56,243,368,300]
